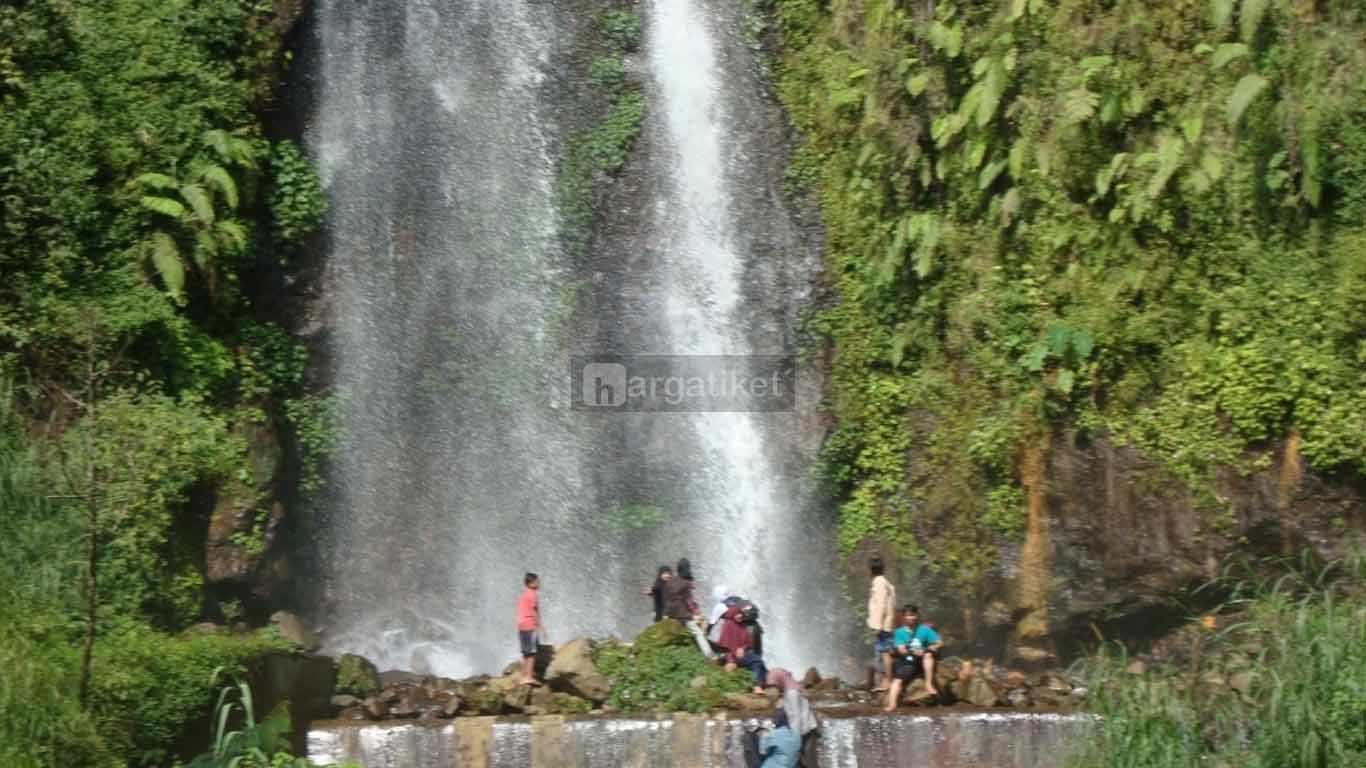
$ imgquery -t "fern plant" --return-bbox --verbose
[132,130,259,304]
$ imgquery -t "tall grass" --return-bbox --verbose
[0,383,115,767]
[1071,553,1366,768]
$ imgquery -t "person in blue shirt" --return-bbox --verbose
[883,604,943,711]
[756,708,801,768]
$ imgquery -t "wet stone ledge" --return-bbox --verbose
[307,710,1094,768]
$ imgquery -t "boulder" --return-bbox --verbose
[269,611,319,652]
[441,696,463,718]
[956,676,1001,707]
[545,638,612,703]
[330,694,360,710]
[801,667,822,688]
[335,654,381,697]
[1005,688,1031,707]
[903,679,935,705]
[339,706,367,721]
[362,696,388,720]
[547,692,592,715]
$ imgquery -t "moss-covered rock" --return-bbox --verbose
[334,653,380,697]
[631,619,692,656]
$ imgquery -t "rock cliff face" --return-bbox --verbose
[886,431,1364,665]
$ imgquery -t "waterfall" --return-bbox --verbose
[305,0,843,678]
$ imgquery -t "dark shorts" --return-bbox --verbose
[893,651,937,681]
[518,630,537,658]
[873,631,895,655]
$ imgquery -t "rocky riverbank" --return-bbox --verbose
[261,614,1089,726]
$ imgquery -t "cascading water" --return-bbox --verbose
[305,0,844,678]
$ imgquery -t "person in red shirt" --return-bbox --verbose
[516,572,542,686]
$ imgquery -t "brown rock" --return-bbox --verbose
[269,611,319,652]
[958,676,1001,707]
[362,696,388,720]
[339,706,367,720]
[1005,688,1030,707]
[545,638,611,704]
[331,694,361,710]
[441,696,463,718]
[801,667,822,688]
[903,679,936,705]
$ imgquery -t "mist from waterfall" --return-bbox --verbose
[305,0,846,678]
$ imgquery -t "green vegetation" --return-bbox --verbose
[554,6,647,259]
[1072,554,1366,768]
[183,678,353,768]
[773,0,1366,581]
[0,1,328,765]
[593,623,754,713]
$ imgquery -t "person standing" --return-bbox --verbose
[663,558,714,659]
[866,556,897,692]
[644,565,673,622]
[883,604,943,712]
[516,572,543,686]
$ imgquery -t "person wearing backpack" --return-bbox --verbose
[719,600,767,693]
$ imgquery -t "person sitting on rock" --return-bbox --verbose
[883,604,943,711]
[718,601,768,693]
[706,585,737,648]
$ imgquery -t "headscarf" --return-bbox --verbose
[769,667,818,735]
[707,585,732,627]
[767,667,799,692]
[676,558,694,581]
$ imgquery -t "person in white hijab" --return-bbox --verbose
[707,585,732,645]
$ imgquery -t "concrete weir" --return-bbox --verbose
[307,711,1092,768]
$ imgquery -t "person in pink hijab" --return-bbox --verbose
[767,668,819,766]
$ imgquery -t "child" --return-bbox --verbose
[883,604,943,711]
[517,572,542,686]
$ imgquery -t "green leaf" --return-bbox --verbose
[979,159,1008,190]
[1021,343,1047,372]
[906,73,930,97]
[180,184,215,225]
[1226,74,1269,127]
[216,220,248,253]
[200,165,239,209]
[146,232,185,300]
[1211,43,1249,69]
[1056,368,1076,394]
[1010,0,1028,21]
[1061,88,1099,126]
[1211,0,1235,27]
[140,195,186,218]
[1071,330,1094,359]
[1239,0,1269,43]
[1182,116,1204,144]
[1047,325,1070,356]
[1147,134,1186,199]
[133,172,178,190]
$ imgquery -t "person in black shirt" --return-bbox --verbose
[643,565,673,622]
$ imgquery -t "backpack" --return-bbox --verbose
[738,600,759,625]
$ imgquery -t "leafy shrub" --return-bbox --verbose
[268,141,327,247]
[593,627,752,713]
[599,10,641,52]
[88,626,288,766]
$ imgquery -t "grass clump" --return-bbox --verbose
[1071,554,1366,768]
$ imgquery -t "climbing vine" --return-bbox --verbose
[776,0,1366,583]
